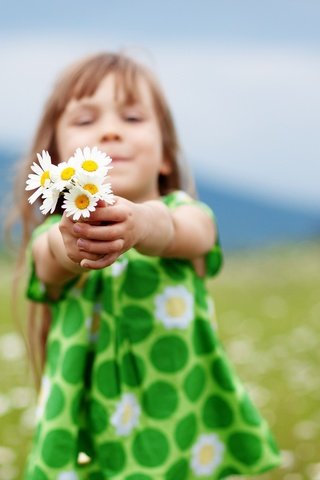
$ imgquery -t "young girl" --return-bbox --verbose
[15,52,280,479]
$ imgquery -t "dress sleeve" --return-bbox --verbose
[162,191,223,277]
[26,215,79,303]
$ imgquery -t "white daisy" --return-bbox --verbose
[99,183,115,205]
[51,157,78,192]
[25,150,56,204]
[191,433,225,477]
[72,146,112,176]
[36,375,51,422]
[75,171,115,205]
[155,285,194,329]
[111,393,141,436]
[39,187,60,215]
[75,170,104,193]
[62,185,98,221]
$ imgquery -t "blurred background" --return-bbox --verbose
[0,1,319,479]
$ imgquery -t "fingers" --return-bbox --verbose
[80,253,119,270]
[79,251,102,261]
[83,202,127,223]
[60,198,133,269]
[67,250,102,263]
[59,214,79,239]
[59,215,102,263]
[74,222,124,242]
[77,238,124,256]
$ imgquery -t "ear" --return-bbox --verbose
[159,157,172,176]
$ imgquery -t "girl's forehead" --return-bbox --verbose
[66,72,154,111]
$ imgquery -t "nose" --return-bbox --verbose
[100,115,122,142]
[101,131,121,142]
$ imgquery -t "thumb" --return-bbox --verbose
[97,199,106,208]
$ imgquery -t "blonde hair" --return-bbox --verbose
[7,51,195,385]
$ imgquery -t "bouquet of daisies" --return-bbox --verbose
[26,146,115,220]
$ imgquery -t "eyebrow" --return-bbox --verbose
[67,96,146,114]
[66,99,97,112]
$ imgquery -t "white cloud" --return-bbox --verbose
[157,46,320,210]
[1,35,319,210]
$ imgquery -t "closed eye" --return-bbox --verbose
[124,113,143,122]
[73,116,95,126]
[122,105,145,123]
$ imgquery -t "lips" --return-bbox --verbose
[103,151,128,160]
[96,147,129,162]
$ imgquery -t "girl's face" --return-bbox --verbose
[56,73,171,202]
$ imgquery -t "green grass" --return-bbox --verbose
[212,241,320,480]
[0,241,319,480]
[0,256,35,480]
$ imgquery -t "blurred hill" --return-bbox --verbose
[1,147,319,250]
[197,180,320,250]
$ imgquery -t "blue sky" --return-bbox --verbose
[2,0,320,45]
[1,1,319,210]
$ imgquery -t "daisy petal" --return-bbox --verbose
[28,187,44,204]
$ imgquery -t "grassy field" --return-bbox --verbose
[0,241,319,480]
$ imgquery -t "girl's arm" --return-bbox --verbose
[32,218,100,286]
[72,197,216,270]
[135,200,215,258]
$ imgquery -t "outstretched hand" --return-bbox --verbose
[58,194,214,273]
[65,197,145,270]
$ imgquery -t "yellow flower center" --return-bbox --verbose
[122,404,133,425]
[199,445,214,466]
[83,183,98,195]
[75,194,90,210]
[40,171,50,186]
[82,160,98,172]
[165,297,186,318]
[61,167,75,180]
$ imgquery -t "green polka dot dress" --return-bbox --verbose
[25,191,281,479]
